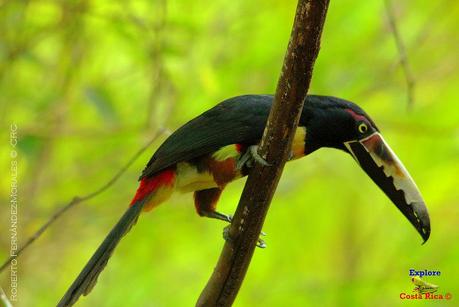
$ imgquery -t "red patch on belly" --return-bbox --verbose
[208,158,238,186]
[130,169,176,205]
[235,143,245,153]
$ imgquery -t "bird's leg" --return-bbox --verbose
[194,189,232,223]
[200,210,266,246]
[199,213,266,247]
[236,145,271,170]
[194,188,266,248]
[199,210,232,223]
[199,210,266,248]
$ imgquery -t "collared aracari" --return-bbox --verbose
[59,94,430,306]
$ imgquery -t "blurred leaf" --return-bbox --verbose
[17,134,44,158]
[84,86,118,124]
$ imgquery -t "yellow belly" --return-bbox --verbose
[175,162,218,192]
[175,144,243,192]
[142,128,305,212]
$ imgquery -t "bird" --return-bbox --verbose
[58,94,430,306]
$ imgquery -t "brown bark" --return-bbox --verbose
[196,1,330,306]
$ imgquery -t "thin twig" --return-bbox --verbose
[0,129,167,274]
[384,0,416,110]
[145,0,168,129]
[196,1,329,306]
[0,286,13,307]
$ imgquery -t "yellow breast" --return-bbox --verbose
[291,126,307,160]
[175,162,218,192]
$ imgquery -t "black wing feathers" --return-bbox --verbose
[140,95,274,179]
[139,94,362,179]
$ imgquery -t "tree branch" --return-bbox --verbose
[196,1,329,306]
[384,0,416,110]
[0,129,168,274]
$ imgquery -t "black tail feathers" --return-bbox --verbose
[58,199,145,307]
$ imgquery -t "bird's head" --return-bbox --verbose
[300,95,430,243]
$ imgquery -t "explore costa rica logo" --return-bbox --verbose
[399,269,452,301]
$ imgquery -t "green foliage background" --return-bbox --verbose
[1,0,458,306]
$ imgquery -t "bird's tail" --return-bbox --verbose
[58,169,176,306]
[58,199,145,307]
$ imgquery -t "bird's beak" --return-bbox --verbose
[344,132,430,243]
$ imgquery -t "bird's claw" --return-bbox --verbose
[257,231,267,248]
[222,225,267,249]
[236,145,270,170]
[222,225,232,243]
[256,238,267,249]
[249,145,270,166]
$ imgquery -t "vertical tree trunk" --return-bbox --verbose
[196,1,330,306]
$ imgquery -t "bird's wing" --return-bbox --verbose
[140,95,274,179]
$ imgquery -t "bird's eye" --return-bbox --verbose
[358,123,368,134]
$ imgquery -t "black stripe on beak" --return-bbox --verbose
[345,133,430,243]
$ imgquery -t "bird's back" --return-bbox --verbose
[140,95,274,179]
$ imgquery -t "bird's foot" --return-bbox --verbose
[257,234,267,248]
[205,210,266,248]
[236,145,270,170]
[222,225,267,248]
[222,225,232,243]
[201,210,232,223]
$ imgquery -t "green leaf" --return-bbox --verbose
[84,86,118,124]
